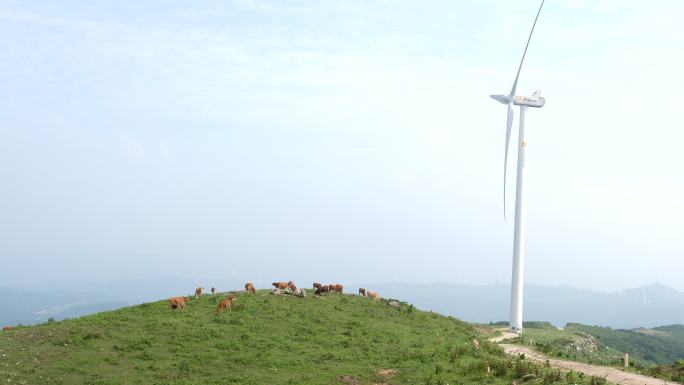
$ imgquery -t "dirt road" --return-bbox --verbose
[499,343,679,385]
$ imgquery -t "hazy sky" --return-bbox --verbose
[1,0,682,291]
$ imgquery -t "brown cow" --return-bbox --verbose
[195,287,204,298]
[215,295,236,315]
[313,282,321,290]
[211,287,216,295]
[358,288,366,296]
[367,290,380,301]
[315,285,330,295]
[272,281,288,290]
[333,284,343,293]
[168,296,188,310]
[2,326,13,331]
[245,282,256,294]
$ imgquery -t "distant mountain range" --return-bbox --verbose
[362,282,684,329]
[2,280,682,329]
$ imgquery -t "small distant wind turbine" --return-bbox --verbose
[490,0,547,334]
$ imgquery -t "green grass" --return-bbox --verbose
[0,291,612,385]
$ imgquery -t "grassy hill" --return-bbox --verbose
[1,291,610,385]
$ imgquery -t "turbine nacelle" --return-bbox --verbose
[490,92,545,108]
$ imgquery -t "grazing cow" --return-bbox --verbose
[315,285,330,295]
[195,287,204,298]
[367,290,380,301]
[333,284,343,293]
[2,326,13,331]
[168,296,188,310]
[211,287,216,295]
[313,282,321,290]
[272,281,288,290]
[215,295,236,315]
[358,288,366,296]
[245,282,256,294]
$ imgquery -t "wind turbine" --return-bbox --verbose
[490,0,547,334]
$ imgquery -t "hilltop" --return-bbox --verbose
[1,290,609,385]
[5,280,683,329]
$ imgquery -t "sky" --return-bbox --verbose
[1,0,682,292]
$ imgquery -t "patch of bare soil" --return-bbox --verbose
[339,375,361,385]
[376,368,397,377]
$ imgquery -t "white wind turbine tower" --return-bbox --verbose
[490,0,547,334]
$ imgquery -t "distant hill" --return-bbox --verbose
[361,282,684,329]
[0,287,128,326]
[0,291,605,385]
[567,323,684,365]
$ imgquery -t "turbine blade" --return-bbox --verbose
[490,94,510,104]
[503,104,514,221]
[510,0,546,96]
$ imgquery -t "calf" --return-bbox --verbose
[245,282,256,294]
[215,295,236,315]
[168,296,188,310]
[367,290,380,301]
[272,281,289,290]
[195,287,204,298]
[358,288,366,296]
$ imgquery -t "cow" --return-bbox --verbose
[367,290,380,301]
[215,295,236,315]
[272,281,288,290]
[291,286,306,297]
[313,282,321,290]
[333,284,343,293]
[2,326,13,331]
[211,287,216,295]
[245,282,256,294]
[358,288,366,296]
[169,296,188,310]
[315,285,330,295]
[288,281,297,290]
[195,287,204,298]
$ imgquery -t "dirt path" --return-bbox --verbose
[498,343,678,385]
[489,331,519,343]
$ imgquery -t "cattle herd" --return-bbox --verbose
[164,281,382,316]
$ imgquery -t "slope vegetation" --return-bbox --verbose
[504,322,684,383]
[1,291,611,385]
